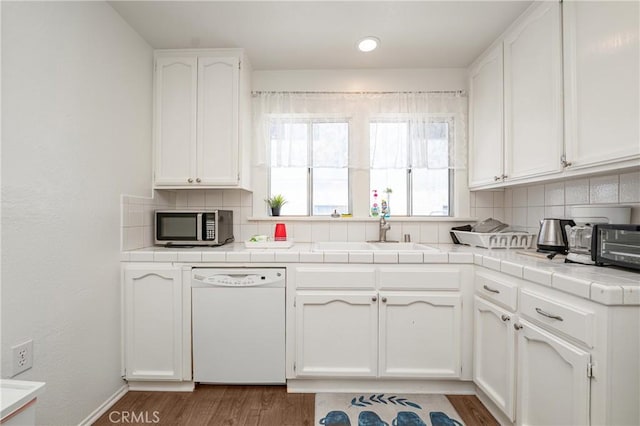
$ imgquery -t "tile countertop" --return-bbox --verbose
[121,243,640,306]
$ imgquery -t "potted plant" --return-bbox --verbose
[265,194,287,216]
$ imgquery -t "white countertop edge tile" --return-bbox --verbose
[552,275,591,299]
[590,283,624,305]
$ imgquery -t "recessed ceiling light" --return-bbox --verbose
[357,37,380,53]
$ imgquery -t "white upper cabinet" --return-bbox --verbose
[563,1,640,170]
[503,1,564,181]
[153,49,251,189]
[197,56,240,185]
[154,56,197,186]
[469,45,504,187]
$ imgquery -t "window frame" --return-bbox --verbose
[369,114,455,217]
[267,115,352,216]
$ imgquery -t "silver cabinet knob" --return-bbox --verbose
[501,314,510,322]
[382,297,387,303]
[372,296,377,302]
[187,178,194,183]
[196,178,201,183]
[514,323,523,330]
[494,176,501,182]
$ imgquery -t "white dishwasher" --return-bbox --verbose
[191,268,285,384]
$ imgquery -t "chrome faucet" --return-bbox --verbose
[379,216,391,242]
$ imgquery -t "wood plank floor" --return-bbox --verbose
[94,385,498,426]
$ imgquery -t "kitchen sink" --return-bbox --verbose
[313,242,438,252]
[313,242,376,251]
[370,242,437,251]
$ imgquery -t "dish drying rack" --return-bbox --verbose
[452,230,535,249]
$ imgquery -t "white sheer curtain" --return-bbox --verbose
[252,91,468,170]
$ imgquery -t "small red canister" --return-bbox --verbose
[274,223,287,241]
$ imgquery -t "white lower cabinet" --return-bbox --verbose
[379,292,461,378]
[295,291,378,377]
[473,296,516,422]
[515,319,590,426]
[293,266,466,380]
[123,265,183,381]
[295,290,462,379]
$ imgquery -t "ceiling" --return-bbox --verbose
[109,1,532,70]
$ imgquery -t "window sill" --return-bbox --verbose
[248,216,477,222]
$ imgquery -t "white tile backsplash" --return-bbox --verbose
[420,223,439,243]
[493,191,504,208]
[187,190,206,207]
[347,222,366,242]
[527,185,545,207]
[476,191,494,208]
[564,178,590,205]
[504,172,639,231]
[223,189,243,207]
[329,222,348,241]
[590,175,619,204]
[619,172,640,203]
[205,190,223,207]
[544,182,564,206]
[513,187,528,207]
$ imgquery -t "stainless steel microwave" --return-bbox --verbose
[155,210,234,246]
[593,224,640,271]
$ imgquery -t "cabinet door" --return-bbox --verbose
[563,1,640,169]
[154,56,197,186]
[516,319,590,426]
[504,1,564,180]
[197,56,240,185]
[379,292,461,378]
[295,292,378,377]
[473,296,516,421]
[469,44,504,188]
[123,266,182,380]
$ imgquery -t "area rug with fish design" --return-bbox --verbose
[315,393,464,426]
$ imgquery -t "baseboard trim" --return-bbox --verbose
[78,383,129,426]
[475,385,514,426]
[127,381,195,392]
[287,379,475,395]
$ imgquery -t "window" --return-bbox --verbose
[269,119,349,215]
[370,118,453,216]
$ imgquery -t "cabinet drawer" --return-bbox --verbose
[520,289,594,348]
[295,267,376,289]
[379,268,460,290]
[475,272,518,311]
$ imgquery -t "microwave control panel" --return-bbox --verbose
[205,214,216,240]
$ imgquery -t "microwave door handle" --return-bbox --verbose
[197,213,203,241]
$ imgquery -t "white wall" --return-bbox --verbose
[252,68,468,92]
[1,2,153,424]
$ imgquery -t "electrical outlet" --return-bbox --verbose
[12,339,33,376]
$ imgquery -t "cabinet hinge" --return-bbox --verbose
[293,297,296,308]
[587,363,594,378]
[293,362,296,372]
[239,61,241,71]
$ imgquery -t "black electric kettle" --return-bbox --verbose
[537,218,576,253]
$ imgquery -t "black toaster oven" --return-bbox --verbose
[593,224,640,271]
